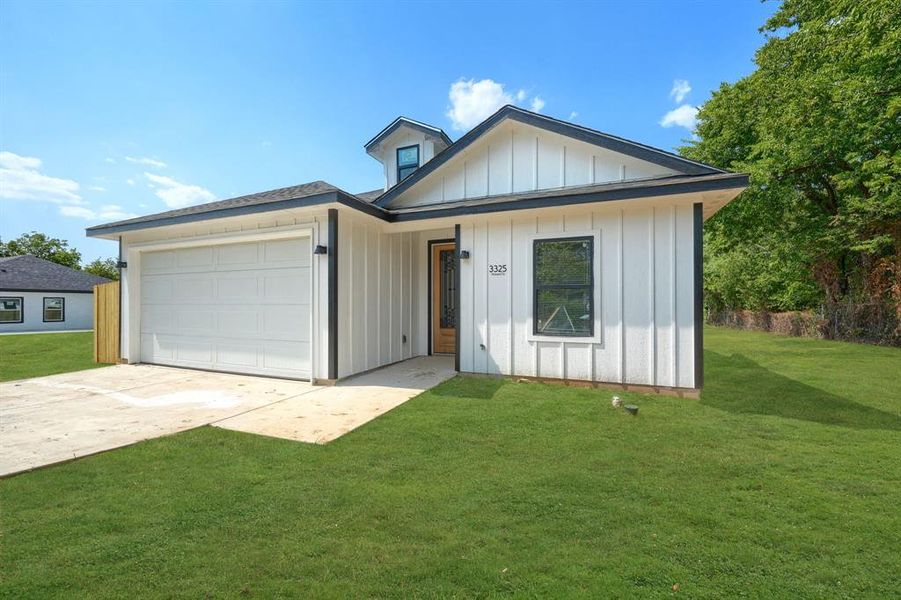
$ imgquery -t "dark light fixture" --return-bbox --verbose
[313,245,329,255]
[116,260,128,269]
[459,250,470,259]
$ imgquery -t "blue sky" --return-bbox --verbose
[0,0,776,260]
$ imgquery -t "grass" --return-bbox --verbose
[0,331,109,382]
[1,327,899,598]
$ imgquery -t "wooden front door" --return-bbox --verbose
[431,243,456,354]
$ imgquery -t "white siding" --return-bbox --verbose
[455,201,697,388]
[0,291,95,333]
[390,121,680,208]
[336,212,417,378]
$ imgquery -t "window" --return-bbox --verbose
[43,297,65,322]
[0,297,23,324]
[396,145,419,182]
[533,237,593,337]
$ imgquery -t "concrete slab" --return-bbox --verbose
[0,357,456,476]
[213,356,456,443]
[0,365,316,477]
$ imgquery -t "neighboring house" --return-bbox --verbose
[86,105,747,392]
[0,255,110,333]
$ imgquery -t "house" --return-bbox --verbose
[0,255,110,333]
[86,105,747,393]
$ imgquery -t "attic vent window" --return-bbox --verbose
[397,145,419,182]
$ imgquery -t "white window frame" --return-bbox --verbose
[43,296,65,322]
[526,230,602,344]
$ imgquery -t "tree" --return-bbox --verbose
[682,0,901,343]
[0,232,82,269]
[84,257,119,281]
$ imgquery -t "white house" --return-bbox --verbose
[0,255,110,333]
[86,105,747,393]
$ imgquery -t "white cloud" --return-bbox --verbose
[0,150,83,204]
[105,157,116,164]
[125,156,167,169]
[670,79,691,103]
[446,79,549,131]
[145,172,216,208]
[126,178,136,186]
[59,203,137,221]
[568,111,579,121]
[659,104,699,130]
[89,185,107,192]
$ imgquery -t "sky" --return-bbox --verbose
[0,0,778,261]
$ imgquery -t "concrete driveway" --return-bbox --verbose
[0,356,455,477]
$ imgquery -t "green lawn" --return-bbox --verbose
[0,331,109,382]
[2,328,899,598]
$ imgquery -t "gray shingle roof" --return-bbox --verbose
[354,188,384,202]
[86,180,341,234]
[0,255,111,292]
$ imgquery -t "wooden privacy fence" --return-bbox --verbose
[94,281,120,364]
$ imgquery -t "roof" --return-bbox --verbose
[372,105,726,207]
[364,116,452,152]
[354,188,384,202]
[0,255,111,293]
[87,180,388,236]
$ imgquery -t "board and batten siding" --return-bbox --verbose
[336,212,418,378]
[390,121,680,208]
[457,202,697,388]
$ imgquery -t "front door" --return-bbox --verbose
[431,242,456,354]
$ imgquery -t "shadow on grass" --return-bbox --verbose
[428,375,506,400]
[703,351,901,431]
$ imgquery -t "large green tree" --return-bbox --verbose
[683,0,901,342]
[83,257,119,281]
[0,232,82,269]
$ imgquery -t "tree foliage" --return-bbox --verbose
[0,232,82,269]
[84,257,120,281]
[682,0,901,342]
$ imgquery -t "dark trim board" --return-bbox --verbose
[426,238,455,356]
[454,224,461,372]
[364,116,452,152]
[87,173,748,237]
[327,209,338,380]
[693,202,704,389]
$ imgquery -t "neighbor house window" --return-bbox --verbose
[533,237,593,336]
[396,145,419,182]
[43,297,65,322]
[0,297,23,324]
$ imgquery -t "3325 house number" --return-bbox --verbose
[488,264,508,276]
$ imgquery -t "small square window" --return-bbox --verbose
[396,145,419,183]
[43,297,65,322]
[533,237,594,337]
[0,297,23,324]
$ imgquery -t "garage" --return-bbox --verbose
[139,235,312,379]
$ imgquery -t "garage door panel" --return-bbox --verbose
[140,235,312,380]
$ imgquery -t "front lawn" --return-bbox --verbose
[0,331,108,382]
[2,327,899,597]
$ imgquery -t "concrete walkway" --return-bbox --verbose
[0,356,455,477]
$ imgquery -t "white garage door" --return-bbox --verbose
[140,236,312,379]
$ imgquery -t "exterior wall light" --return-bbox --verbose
[313,245,329,255]
[116,260,128,269]
[459,250,470,259]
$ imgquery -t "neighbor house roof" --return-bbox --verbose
[0,255,111,293]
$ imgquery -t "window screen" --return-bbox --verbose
[43,297,65,322]
[0,297,23,324]
[533,237,593,336]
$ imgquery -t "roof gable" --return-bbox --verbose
[374,105,723,208]
[364,117,452,153]
[0,255,110,292]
